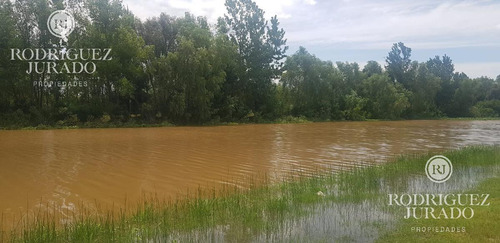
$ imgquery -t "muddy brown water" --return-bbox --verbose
[1,120,499,229]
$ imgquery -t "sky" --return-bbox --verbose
[121,0,500,79]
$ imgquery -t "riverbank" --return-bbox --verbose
[2,116,500,131]
[3,146,499,242]
[0,116,310,130]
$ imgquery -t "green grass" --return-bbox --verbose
[2,146,499,242]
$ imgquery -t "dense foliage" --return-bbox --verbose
[1,0,499,128]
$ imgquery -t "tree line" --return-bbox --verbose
[1,0,499,128]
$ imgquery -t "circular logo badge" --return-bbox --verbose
[425,155,453,183]
[47,10,75,40]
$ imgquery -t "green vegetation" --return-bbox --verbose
[1,0,500,128]
[3,146,499,242]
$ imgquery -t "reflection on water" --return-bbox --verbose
[0,120,500,229]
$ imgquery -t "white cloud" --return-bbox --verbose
[123,0,305,21]
[122,0,225,21]
[254,0,295,19]
[303,0,317,6]
[454,62,500,79]
[282,0,500,50]
[123,0,500,49]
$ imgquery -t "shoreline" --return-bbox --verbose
[1,117,500,131]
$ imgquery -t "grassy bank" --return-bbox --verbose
[2,146,499,242]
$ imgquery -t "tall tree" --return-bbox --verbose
[453,77,478,117]
[426,55,454,82]
[224,0,288,118]
[267,15,288,77]
[281,47,343,119]
[385,42,413,87]
[337,61,362,91]
[362,60,382,77]
[426,55,456,116]
[164,37,225,123]
[408,63,441,117]
[138,13,178,57]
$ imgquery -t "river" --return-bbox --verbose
[1,120,499,229]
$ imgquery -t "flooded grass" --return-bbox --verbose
[378,176,500,243]
[2,146,499,242]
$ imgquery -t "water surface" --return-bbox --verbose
[0,120,499,228]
